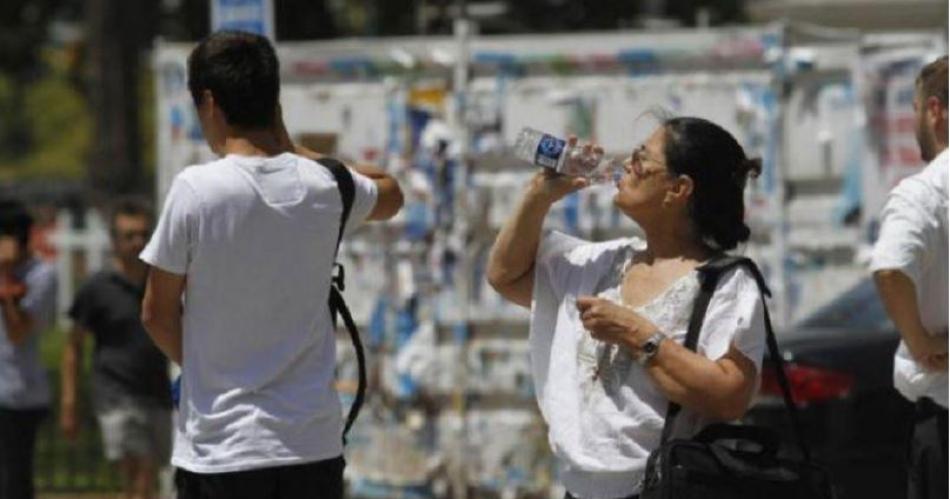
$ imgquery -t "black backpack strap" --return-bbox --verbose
[658,255,811,461]
[328,285,366,443]
[320,157,366,445]
[321,158,355,262]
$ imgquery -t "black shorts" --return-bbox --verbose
[908,397,948,499]
[175,456,345,499]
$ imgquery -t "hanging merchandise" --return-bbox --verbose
[395,259,416,305]
[403,201,434,242]
[834,113,866,225]
[395,296,419,350]
[284,83,391,161]
[409,108,434,155]
[435,158,457,231]
[368,295,389,349]
[401,166,436,242]
[385,81,408,156]
[347,420,442,498]
[466,76,506,155]
[393,297,420,398]
[394,320,438,395]
[339,248,390,324]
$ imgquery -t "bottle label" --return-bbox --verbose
[535,134,566,169]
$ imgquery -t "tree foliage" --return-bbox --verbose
[0,47,90,181]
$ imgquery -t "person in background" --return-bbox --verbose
[61,198,171,499]
[487,117,766,499]
[0,200,57,499]
[870,55,948,499]
[139,31,403,499]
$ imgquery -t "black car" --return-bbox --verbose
[745,278,916,499]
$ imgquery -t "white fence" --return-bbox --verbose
[49,209,111,326]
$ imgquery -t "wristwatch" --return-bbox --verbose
[637,331,667,366]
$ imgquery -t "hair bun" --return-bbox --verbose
[741,157,763,179]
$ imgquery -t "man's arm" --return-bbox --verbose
[293,145,403,221]
[874,269,948,371]
[348,162,403,221]
[141,267,186,365]
[279,111,403,219]
[60,327,87,440]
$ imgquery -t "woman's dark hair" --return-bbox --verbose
[0,200,34,248]
[662,117,762,251]
[187,31,280,129]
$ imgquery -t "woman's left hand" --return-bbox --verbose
[575,296,660,352]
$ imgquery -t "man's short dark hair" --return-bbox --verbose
[187,31,280,129]
[0,200,34,247]
[109,196,153,234]
[917,55,948,109]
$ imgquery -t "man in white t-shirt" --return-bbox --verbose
[870,55,947,499]
[139,31,403,499]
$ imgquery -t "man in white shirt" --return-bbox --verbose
[870,55,947,499]
[139,31,403,499]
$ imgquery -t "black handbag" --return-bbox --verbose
[640,255,836,499]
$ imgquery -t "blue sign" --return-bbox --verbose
[211,0,275,40]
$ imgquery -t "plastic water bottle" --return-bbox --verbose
[512,127,623,184]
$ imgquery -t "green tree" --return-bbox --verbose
[0,0,69,160]
[0,50,91,181]
[0,0,91,181]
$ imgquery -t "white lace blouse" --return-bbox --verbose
[530,231,766,499]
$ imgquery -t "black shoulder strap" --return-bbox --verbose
[320,157,366,445]
[321,157,355,260]
[658,255,811,461]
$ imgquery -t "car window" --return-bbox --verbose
[798,279,893,330]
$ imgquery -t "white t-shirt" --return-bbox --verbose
[530,231,766,499]
[869,149,948,408]
[140,153,378,473]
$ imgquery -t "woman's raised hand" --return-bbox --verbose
[525,135,601,205]
[562,135,605,177]
[526,170,588,206]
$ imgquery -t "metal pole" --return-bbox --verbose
[450,2,471,497]
[774,23,791,328]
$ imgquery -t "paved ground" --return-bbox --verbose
[39,495,116,499]
[39,495,118,499]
